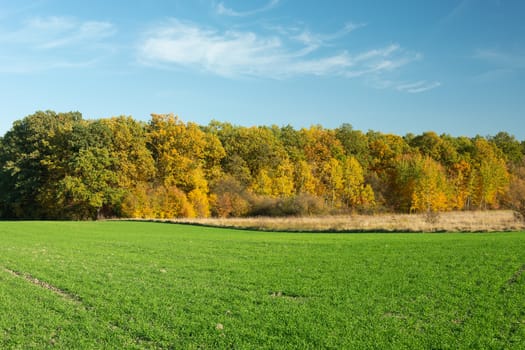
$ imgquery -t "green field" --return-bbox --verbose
[0,222,524,349]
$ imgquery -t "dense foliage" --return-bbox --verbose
[0,111,523,219]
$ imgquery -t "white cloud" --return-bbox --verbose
[138,19,422,81]
[0,16,116,73]
[215,0,280,17]
[365,77,441,93]
[0,16,115,48]
[291,22,365,55]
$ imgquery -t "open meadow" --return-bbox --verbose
[0,221,524,349]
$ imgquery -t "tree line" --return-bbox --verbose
[0,111,523,220]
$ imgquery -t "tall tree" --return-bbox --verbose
[148,114,208,191]
[336,123,370,167]
[341,156,375,210]
[0,111,82,218]
[99,116,155,189]
[411,157,451,213]
[471,138,509,209]
[387,154,423,212]
[490,132,523,165]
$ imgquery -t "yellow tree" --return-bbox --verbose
[272,158,295,197]
[448,158,474,210]
[367,132,410,174]
[123,183,196,219]
[147,114,217,217]
[152,185,195,218]
[100,116,156,189]
[342,156,375,209]
[300,126,345,206]
[301,126,344,165]
[294,160,318,195]
[121,182,151,218]
[322,158,344,208]
[471,139,509,209]
[251,168,274,197]
[411,157,451,213]
[148,114,207,189]
[251,158,295,198]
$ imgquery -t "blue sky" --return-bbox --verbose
[1,0,524,139]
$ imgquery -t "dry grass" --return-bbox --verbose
[137,210,525,233]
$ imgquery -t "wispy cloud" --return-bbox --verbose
[291,22,365,55]
[30,17,115,49]
[138,19,423,83]
[0,16,115,48]
[472,48,525,82]
[439,0,471,26]
[396,81,441,93]
[474,48,525,70]
[215,0,280,17]
[0,16,116,73]
[366,77,441,93]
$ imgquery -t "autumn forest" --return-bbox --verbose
[0,111,523,220]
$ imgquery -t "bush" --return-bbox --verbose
[284,193,326,216]
[210,176,253,218]
[211,192,251,218]
[246,193,326,217]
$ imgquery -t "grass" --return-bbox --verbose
[170,210,525,232]
[0,221,524,349]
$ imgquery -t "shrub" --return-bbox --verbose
[246,193,326,217]
[210,176,252,217]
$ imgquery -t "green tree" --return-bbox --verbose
[336,124,370,167]
[409,132,458,166]
[0,111,82,218]
[490,131,523,165]
[59,146,122,219]
[54,119,129,219]
[100,116,156,189]
[209,122,291,196]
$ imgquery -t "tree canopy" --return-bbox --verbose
[0,111,523,219]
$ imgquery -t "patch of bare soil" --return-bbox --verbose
[504,263,525,287]
[2,267,84,307]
